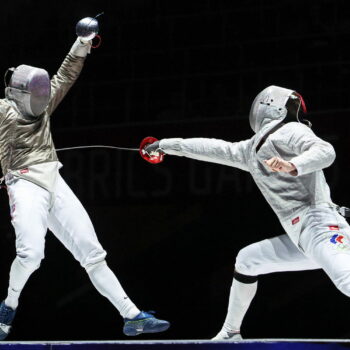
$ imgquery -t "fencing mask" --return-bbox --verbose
[5,64,51,118]
[249,85,309,133]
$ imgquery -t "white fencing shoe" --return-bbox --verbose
[212,330,243,341]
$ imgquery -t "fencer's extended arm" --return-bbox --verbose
[159,138,251,171]
[45,38,91,116]
[287,123,336,176]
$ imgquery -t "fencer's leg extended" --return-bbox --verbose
[48,174,170,335]
[87,261,171,336]
[0,179,50,339]
[85,260,139,319]
[213,234,320,341]
[47,175,140,319]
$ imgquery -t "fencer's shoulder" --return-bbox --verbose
[249,133,259,143]
[280,122,314,136]
[0,99,8,116]
[281,121,306,130]
[238,135,256,150]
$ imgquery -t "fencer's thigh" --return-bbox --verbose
[48,174,106,268]
[6,178,50,259]
[300,206,350,293]
[235,234,320,276]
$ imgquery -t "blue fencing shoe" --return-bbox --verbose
[123,311,170,336]
[0,301,16,340]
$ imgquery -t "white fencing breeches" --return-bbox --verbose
[235,205,350,296]
[221,205,350,334]
[235,234,320,276]
[5,175,139,318]
[299,205,350,296]
[7,174,107,270]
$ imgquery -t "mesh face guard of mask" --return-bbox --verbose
[4,64,51,117]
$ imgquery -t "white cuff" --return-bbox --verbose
[69,37,92,57]
[289,158,304,176]
[159,138,183,155]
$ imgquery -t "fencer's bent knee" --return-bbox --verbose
[235,244,261,276]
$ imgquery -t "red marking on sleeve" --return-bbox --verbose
[329,225,339,231]
[292,217,300,225]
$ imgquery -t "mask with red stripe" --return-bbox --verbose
[293,92,311,128]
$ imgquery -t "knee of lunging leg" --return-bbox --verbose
[235,246,260,278]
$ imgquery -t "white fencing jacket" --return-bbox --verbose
[159,90,335,246]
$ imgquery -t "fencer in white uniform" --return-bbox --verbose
[144,85,350,340]
[0,30,169,339]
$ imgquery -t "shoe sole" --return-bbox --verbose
[212,336,243,341]
[124,322,170,336]
[0,330,9,341]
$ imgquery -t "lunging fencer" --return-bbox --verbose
[144,85,350,340]
[0,20,169,340]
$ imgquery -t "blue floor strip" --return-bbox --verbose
[1,340,350,350]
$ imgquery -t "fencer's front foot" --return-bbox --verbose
[0,301,16,340]
[212,330,243,341]
[123,311,170,336]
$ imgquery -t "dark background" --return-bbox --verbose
[1,0,350,341]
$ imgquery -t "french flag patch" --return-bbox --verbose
[292,217,300,225]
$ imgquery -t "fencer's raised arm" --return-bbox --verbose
[288,123,336,176]
[45,38,92,116]
[159,138,252,172]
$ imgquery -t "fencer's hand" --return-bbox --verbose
[264,157,297,174]
[144,141,164,156]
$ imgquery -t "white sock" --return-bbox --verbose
[5,257,37,310]
[222,278,258,333]
[5,288,20,310]
[87,261,140,319]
